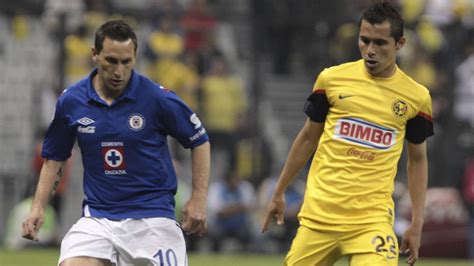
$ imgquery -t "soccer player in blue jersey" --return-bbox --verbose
[22,20,210,266]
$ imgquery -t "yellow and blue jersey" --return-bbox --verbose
[300,59,434,228]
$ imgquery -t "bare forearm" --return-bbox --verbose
[407,159,428,225]
[190,142,210,201]
[406,141,428,227]
[274,122,322,196]
[31,160,65,213]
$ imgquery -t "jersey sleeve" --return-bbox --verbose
[405,92,435,144]
[304,70,330,122]
[41,98,76,161]
[159,92,209,149]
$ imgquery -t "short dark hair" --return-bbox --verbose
[359,1,404,42]
[94,20,138,54]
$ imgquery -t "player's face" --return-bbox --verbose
[93,37,136,94]
[358,19,405,78]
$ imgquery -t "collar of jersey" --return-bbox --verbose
[359,59,401,82]
[86,68,139,105]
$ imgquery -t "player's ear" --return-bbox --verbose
[396,36,406,51]
[91,47,98,63]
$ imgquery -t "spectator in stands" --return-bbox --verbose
[147,0,184,26]
[454,45,474,128]
[208,168,256,252]
[145,15,200,112]
[64,24,93,85]
[233,110,273,185]
[200,54,248,176]
[180,0,217,52]
[194,30,222,75]
[146,14,184,62]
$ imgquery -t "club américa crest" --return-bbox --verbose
[392,100,408,117]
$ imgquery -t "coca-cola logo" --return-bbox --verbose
[347,148,375,160]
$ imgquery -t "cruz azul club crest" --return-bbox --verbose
[128,113,145,131]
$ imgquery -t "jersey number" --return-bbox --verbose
[372,235,397,258]
[153,249,178,266]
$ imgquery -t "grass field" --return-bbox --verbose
[1,248,473,266]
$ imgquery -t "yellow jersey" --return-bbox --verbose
[299,60,434,229]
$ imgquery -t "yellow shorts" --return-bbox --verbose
[284,222,398,266]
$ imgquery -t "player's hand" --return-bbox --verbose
[261,193,285,233]
[400,223,423,265]
[21,211,44,242]
[181,198,207,236]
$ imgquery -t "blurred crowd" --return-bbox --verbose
[1,0,473,259]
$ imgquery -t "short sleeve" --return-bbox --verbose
[159,92,209,148]
[304,70,330,122]
[406,92,435,144]
[42,98,76,161]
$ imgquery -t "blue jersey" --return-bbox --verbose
[42,69,209,220]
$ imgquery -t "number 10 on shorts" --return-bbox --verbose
[153,248,178,266]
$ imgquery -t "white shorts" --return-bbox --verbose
[58,217,187,266]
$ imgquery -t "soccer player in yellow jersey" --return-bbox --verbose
[262,2,434,266]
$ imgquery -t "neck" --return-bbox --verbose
[92,75,123,105]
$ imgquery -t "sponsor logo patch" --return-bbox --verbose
[338,94,355,100]
[102,142,126,175]
[78,117,95,126]
[334,118,397,150]
[190,113,202,129]
[346,148,375,160]
[77,117,95,134]
[189,128,206,142]
[78,126,95,134]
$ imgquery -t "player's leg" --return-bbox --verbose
[341,223,398,266]
[60,257,112,266]
[284,225,341,266]
[58,217,117,266]
[349,252,393,266]
[113,218,187,266]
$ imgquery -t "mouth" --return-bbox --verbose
[110,79,123,87]
[365,59,378,68]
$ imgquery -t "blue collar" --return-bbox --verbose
[86,69,139,105]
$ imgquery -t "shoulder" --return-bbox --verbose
[57,78,89,105]
[323,60,360,77]
[137,73,180,101]
[398,68,431,99]
[313,60,360,91]
[316,60,360,85]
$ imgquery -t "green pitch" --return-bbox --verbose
[1,248,473,266]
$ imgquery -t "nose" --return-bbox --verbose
[367,43,376,56]
[113,64,125,77]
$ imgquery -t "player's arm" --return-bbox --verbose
[22,159,65,241]
[261,119,323,232]
[181,141,210,236]
[400,141,428,265]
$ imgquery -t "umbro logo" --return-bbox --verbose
[77,117,95,126]
[339,94,355,100]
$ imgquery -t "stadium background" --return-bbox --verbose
[0,0,473,265]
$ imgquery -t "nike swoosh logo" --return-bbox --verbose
[339,94,355,100]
